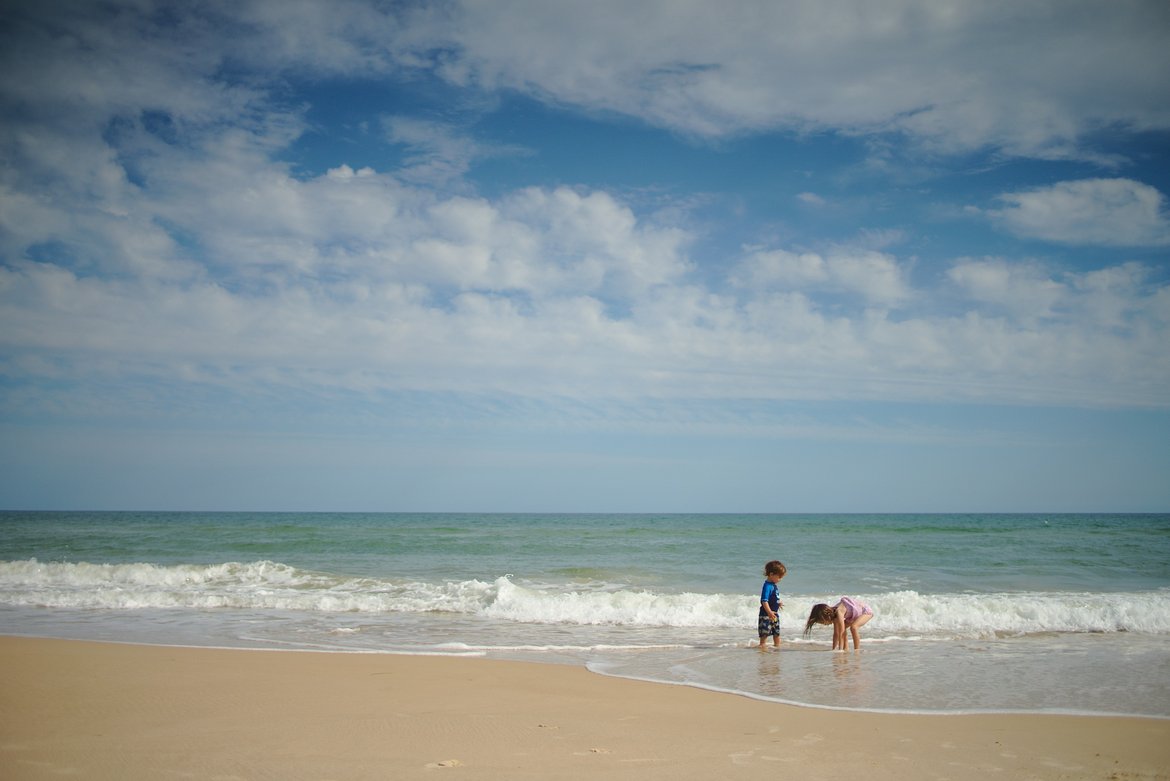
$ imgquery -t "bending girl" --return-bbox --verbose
[804,597,873,650]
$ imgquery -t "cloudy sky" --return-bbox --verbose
[2,0,1168,512]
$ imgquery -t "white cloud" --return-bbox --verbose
[988,179,1170,246]
[736,248,912,307]
[400,0,1170,158]
[1071,263,1156,329]
[4,226,1170,411]
[2,0,1170,417]
[384,116,529,186]
[948,259,1067,320]
[948,257,1169,336]
[8,0,1169,164]
[224,0,414,75]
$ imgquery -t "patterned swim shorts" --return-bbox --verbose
[758,615,780,637]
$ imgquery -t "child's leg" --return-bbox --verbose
[758,615,776,647]
[848,613,872,649]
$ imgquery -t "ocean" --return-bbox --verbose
[1,512,1167,717]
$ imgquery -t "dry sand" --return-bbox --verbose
[1,635,1167,780]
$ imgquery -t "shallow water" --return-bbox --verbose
[2,511,1168,716]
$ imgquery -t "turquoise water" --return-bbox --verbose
[2,512,1168,716]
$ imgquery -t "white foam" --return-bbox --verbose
[484,576,748,628]
[2,560,1167,638]
[0,559,497,613]
[864,589,1170,635]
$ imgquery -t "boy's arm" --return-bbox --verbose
[760,585,778,619]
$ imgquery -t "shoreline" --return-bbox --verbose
[3,636,1168,780]
[11,626,1170,720]
[589,668,1170,721]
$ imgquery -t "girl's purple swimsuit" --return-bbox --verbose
[836,596,872,623]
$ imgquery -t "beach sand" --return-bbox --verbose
[1,636,1167,780]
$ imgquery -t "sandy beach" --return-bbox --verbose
[1,636,1167,780]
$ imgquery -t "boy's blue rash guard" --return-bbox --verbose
[760,580,780,615]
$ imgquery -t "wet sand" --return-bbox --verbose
[1,636,1167,780]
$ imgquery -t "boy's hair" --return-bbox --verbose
[764,560,786,578]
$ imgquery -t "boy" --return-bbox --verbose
[758,560,786,648]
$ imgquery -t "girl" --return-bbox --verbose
[804,597,873,650]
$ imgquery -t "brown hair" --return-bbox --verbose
[764,560,786,578]
[804,603,836,636]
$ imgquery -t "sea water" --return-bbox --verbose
[1,512,1167,717]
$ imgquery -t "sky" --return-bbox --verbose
[1,0,1169,513]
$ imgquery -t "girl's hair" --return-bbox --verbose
[764,560,786,577]
[804,603,836,636]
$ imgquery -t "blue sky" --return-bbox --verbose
[1,0,1169,512]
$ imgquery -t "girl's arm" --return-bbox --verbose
[832,612,846,650]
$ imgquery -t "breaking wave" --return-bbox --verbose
[2,559,1167,637]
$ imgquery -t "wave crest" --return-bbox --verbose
[1,560,1167,636]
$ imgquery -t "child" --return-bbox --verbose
[758,560,786,648]
[804,597,873,650]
